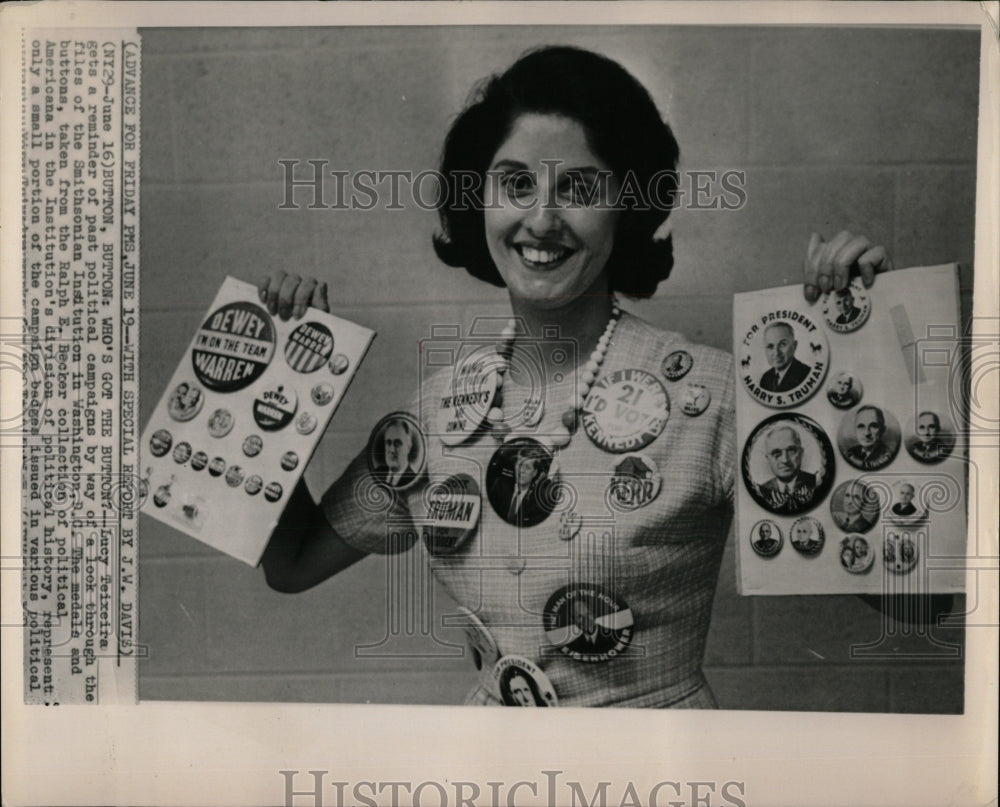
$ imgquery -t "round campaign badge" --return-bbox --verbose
[543,584,634,662]
[661,350,693,381]
[284,321,334,373]
[280,451,299,472]
[207,408,235,438]
[295,411,317,436]
[883,531,919,575]
[190,451,208,472]
[150,429,173,458]
[837,404,901,471]
[153,478,173,508]
[455,606,499,672]
[492,656,558,707]
[245,475,263,496]
[582,369,670,453]
[749,519,783,558]
[558,510,583,542]
[742,413,835,516]
[739,310,828,408]
[225,465,245,488]
[486,437,556,527]
[208,457,226,477]
[839,534,875,574]
[264,481,284,502]
[167,381,204,422]
[252,384,298,432]
[242,434,263,458]
[887,481,927,525]
[367,412,427,491]
[904,410,956,464]
[172,441,192,464]
[678,382,711,417]
[821,278,872,334]
[826,371,863,409]
[436,348,500,446]
[192,301,275,392]
[830,479,881,533]
[311,382,335,407]
[421,474,480,556]
[607,453,661,512]
[789,516,825,556]
[328,353,350,375]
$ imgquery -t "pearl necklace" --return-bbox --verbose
[486,298,622,449]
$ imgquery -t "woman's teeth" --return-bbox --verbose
[519,245,569,265]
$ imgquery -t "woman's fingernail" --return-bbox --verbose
[292,305,304,319]
[819,276,832,291]
[804,284,817,301]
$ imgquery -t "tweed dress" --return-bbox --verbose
[323,312,736,708]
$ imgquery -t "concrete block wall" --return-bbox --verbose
[138,26,977,711]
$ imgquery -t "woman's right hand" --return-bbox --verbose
[258,271,330,320]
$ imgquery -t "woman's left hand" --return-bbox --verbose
[803,231,893,303]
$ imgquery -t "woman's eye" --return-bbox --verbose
[561,176,595,204]
[500,171,535,196]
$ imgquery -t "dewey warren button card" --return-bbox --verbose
[732,265,967,595]
[138,276,375,565]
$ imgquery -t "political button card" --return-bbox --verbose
[734,265,967,595]
[139,276,375,565]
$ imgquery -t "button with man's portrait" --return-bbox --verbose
[839,534,875,574]
[582,368,669,453]
[207,408,235,438]
[829,479,881,534]
[167,381,205,423]
[661,349,693,381]
[367,412,427,491]
[486,437,555,527]
[749,519,783,558]
[821,278,872,334]
[492,655,558,707]
[543,584,634,663]
[888,481,927,524]
[284,321,334,373]
[149,429,173,458]
[883,531,919,575]
[788,516,825,556]
[421,474,480,556]
[679,382,711,416]
[607,453,661,511]
[295,410,318,435]
[327,353,350,375]
[826,371,864,409]
[837,404,901,471]
[904,411,956,464]
[742,413,835,516]
[738,311,828,408]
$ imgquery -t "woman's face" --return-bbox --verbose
[484,113,620,310]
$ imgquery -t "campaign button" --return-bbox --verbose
[242,434,263,458]
[167,381,204,422]
[245,475,263,496]
[264,481,284,502]
[826,371,863,409]
[679,383,711,416]
[437,349,499,446]
[789,516,825,556]
[543,584,634,662]
[558,510,582,542]
[582,369,669,453]
[172,441,192,464]
[328,353,350,375]
[280,451,299,472]
[252,384,297,432]
[225,465,245,488]
[749,520,782,558]
[207,408,235,438]
[421,474,480,556]
[153,479,173,508]
[661,350,693,381]
[285,321,334,373]
[608,453,661,511]
[311,382,335,406]
[738,310,829,409]
[208,457,226,477]
[454,606,499,672]
[486,438,556,527]
[492,655,558,707]
[840,534,875,574]
[367,412,427,490]
[296,411,318,435]
[822,278,872,334]
[883,531,919,575]
[192,301,275,393]
[190,451,208,472]
[150,429,173,457]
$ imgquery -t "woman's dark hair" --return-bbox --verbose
[433,46,680,299]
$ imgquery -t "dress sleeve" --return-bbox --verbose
[713,351,737,509]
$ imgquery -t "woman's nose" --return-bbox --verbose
[523,195,561,236]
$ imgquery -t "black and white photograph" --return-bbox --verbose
[3,5,997,807]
